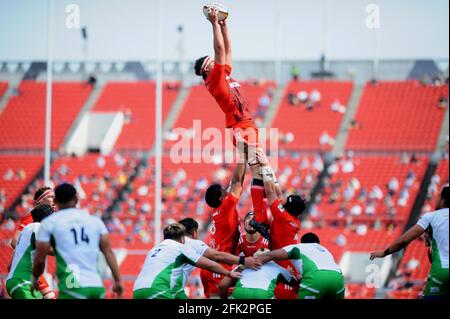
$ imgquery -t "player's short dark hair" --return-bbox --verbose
[301,232,320,244]
[54,183,77,205]
[31,204,54,223]
[441,185,449,207]
[163,223,186,241]
[194,56,209,80]
[244,211,255,222]
[33,186,52,201]
[205,184,223,208]
[283,195,306,217]
[178,218,199,236]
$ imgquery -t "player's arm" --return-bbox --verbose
[10,230,20,249]
[256,150,282,205]
[218,267,242,300]
[208,10,225,65]
[257,249,289,264]
[100,234,124,297]
[219,19,232,66]
[32,241,50,292]
[195,256,241,280]
[228,143,247,198]
[370,225,425,260]
[203,248,261,270]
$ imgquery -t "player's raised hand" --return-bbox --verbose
[112,280,124,298]
[244,256,262,270]
[256,148,270,166]
[369,251,385,260]
[207,8,219,24]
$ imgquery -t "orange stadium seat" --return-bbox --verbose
[0,81,92,150]
[93,81,180,150]
[346,81,448,151]
[270,81,353,150]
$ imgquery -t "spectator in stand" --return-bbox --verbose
[388,177,400,195]
[3,169,14,181]
[405,170,416,189]
[350,204,362,216]
[288,92,299,106]
[341,152,355,173]
[369,185,383,201]
[398,188,410,207]
[358,187,368,202]
[365,201,376,216]
[336,234,347,247]
[319,131,334,148]
[349,119,362,130]
[438,95,448,109]
[291,65,300,81]
[310,89,321,105]
[297,91,308,104]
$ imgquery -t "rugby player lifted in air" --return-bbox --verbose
[195,8,269,242]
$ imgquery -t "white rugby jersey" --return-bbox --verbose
[133,239,202,297]
[283,243,342,277]
[37,208,108,290]
[181,237,209,289]
[7,223,40,282]
[236,261,292,293]
[417,208,449,270]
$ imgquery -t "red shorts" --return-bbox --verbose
[274,283,299,299]
[200,268,223,298]
[231,121,259,147]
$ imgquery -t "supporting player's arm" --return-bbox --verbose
[208,10,225,65]
[256,150,282,205]
[203,248,261,270]
[228,142,248,198]
[370,225,425,260]
[219,19,232,66]
[100,234,124,297]
[195,256,241,280]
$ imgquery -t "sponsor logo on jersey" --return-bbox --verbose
[278,204,285,212]
[229,81,241,89]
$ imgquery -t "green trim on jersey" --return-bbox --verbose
[135,253,193,299]
[9,246,33,282]
[424,268,449,297]
[231,287,274,299]
[232,274,283,299]
[430,235,443,275]
[54,246,81,292]
[58,287,106,299]
[6,278,42,299]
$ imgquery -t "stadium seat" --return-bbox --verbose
[346,81,448,151]
[0,81,92,150]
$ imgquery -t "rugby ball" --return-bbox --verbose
[203,3,229,21]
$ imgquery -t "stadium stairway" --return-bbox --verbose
[162,83,191,133]
[384,103,449,293]
[332,84,364,157]
[0,82,11,113]
[261,83,286,128]
[435,101,449,155]
[60,83,105,149]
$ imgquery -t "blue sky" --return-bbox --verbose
[0,0,448,61]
